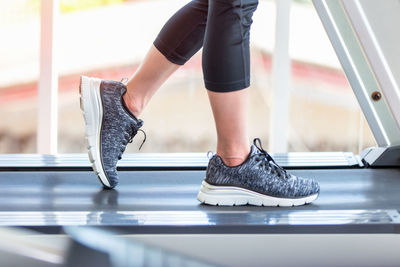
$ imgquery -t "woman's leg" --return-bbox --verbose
[124,0,209,117]
[203,0,259,166]
[123,45,180,117]
[126,0,259,166]
[207,89,250,166]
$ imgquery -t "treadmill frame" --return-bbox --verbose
[312,0,400,166]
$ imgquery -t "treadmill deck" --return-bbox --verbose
[0,168,399,234]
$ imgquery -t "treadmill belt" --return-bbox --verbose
[0,168,399,234]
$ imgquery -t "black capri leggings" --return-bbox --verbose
[153,0,259,92]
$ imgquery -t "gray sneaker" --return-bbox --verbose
[197,138,320,206]
[79,76,145,189]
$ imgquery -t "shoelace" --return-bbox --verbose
[118,123,146,160]
[120,78,129,85]
[253,138,289,179]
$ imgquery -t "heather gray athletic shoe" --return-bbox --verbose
[197,138,320,206]
[79,76,145,189]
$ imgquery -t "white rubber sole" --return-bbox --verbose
[197,181,319,207]
[79,76,112,188]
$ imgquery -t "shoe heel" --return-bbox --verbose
[79,75,112,189]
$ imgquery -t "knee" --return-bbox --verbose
[209,0,259,30]
[216,0,259,24]
[240,0,259,27]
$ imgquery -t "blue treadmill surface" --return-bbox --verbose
[0,168,400,234]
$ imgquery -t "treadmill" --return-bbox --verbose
[0,1,399,266]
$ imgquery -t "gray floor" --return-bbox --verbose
[0,168,399,233]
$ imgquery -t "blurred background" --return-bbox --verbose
[0,0,376,154]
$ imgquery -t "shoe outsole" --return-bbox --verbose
[197,181,319,207]
[79,75,113,189]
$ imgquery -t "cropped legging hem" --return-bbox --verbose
[153,37,187,66]
[205,78,250,92]
[154,37,251,92]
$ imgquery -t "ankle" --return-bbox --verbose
[123,90,142,118]
[217,146,250,167]
[219,156,247,166]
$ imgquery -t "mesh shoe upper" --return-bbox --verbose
[100,80,144,188]
[205,138,320,198]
